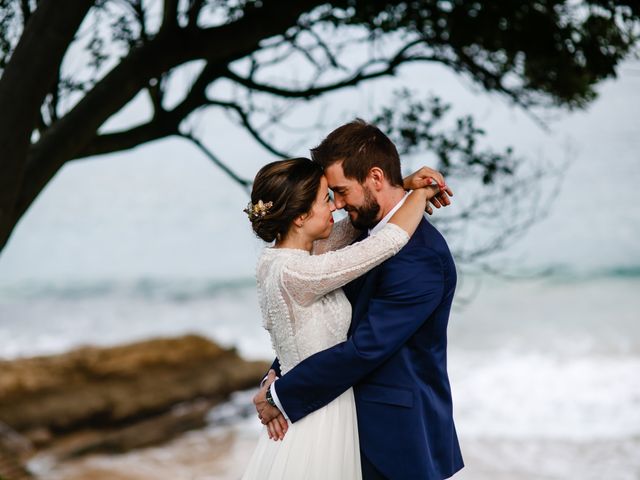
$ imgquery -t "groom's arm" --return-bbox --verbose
[255,358,290,440]
[260,358,282,387]
[265,244,445,423]
[270,358,282,377]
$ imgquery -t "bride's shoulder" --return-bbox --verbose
[257,247,308,269]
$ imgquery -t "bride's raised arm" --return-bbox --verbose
[311,217,360,255]
[281,186,438,306]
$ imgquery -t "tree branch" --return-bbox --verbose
[128,0,150,43]
[19,0,31,24]
[147,76,165,116]
[179,132,252,190]
[187,0,205,27]
[207,100,292,158]
[162,0,179,31]
[77,62,224,159]
[454,49,550,130]
[222,53,446,99]
[304,27,344,69]
[76,116,180,159]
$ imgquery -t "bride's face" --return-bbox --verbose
[302,176,336,241]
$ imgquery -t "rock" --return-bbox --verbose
[0,444,33,480]
[0,422,33,479]
[0,335,268,456]
[46,398,214,459]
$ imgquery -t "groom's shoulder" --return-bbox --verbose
[378,219,454,287]
[407,217,448,250]
[388,217,452,265]
[384,220,440,264]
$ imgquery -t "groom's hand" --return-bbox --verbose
[253,369,276,415]
[253,369,286,438]
[258,403,281,424]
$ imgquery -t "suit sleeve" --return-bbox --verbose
[260,358,282,386]
[269,358,282,377]
[274,244,445,422]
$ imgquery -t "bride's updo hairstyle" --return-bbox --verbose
[248,157,324,242]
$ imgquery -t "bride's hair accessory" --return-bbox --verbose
[244,200,274,222]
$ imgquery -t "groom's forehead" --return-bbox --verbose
[325,177,350,191]
[324,161,350,185]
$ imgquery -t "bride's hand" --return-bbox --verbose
[404,166,448,190]
[266,414,288,441]
[403,166,454,215]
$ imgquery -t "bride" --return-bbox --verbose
[242,157,447,480]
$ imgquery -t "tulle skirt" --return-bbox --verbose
[242,388,362,480]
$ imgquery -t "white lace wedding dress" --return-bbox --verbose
[242,220,409,480]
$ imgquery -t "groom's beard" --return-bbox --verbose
[346,186,381,230]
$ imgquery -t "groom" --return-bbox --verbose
[254,119,464,479]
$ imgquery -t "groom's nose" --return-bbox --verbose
[333,194,346,210]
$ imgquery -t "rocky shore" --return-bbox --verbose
[0,335,268,478]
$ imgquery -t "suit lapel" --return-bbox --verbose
[343,230,368,303]
[347,266,380,336]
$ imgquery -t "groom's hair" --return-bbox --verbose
[310,118,403,187]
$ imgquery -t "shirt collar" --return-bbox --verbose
[368,192,410,236]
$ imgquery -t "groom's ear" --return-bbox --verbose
[368,167,385,191]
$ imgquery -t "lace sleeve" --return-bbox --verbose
[281,223,409,306]
[311,217,360,255]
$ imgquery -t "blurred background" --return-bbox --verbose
[0,1,639,479]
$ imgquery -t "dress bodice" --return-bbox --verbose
[256,220,409,374]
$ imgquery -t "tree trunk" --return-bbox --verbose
[0,0,95,252]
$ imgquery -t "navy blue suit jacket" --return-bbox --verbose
[272,218,464,479]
